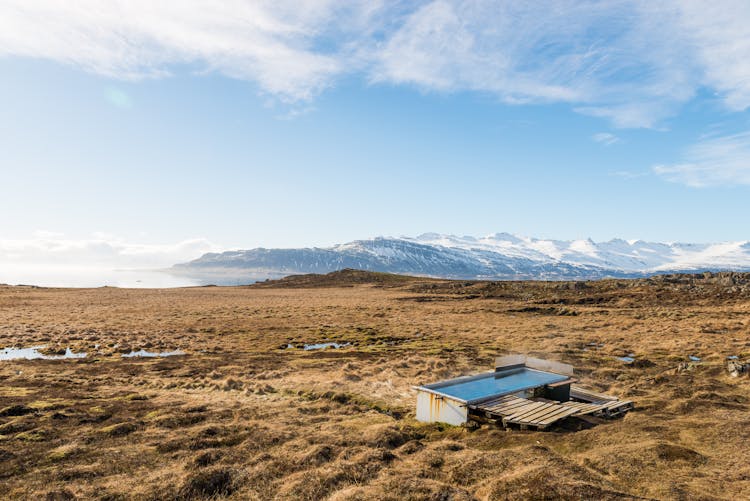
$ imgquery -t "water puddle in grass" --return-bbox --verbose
[728,355,739,360]
[121,349,185,358]
[303,342,351,351]
[617,356,635,363]
[689,355,701,362]
[0,346,87,361]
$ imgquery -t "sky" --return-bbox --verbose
[2,1,750,273]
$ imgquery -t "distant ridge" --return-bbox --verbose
[172,233,750,284]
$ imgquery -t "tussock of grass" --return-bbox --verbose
[47,443,81,462]
[178,467,242,499]
[16,430,47,442]
[99,422,137,437]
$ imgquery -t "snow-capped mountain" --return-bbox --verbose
[172,233,750,283]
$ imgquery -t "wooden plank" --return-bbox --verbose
[489,400,532,413]
[570,401,595,408]
[502,402,543,419]
[509,405,577,427]
[560,402,586,409]
[508,407,552,424]
[534,405,580,423]
[610,400,633,409]
[547,378,577,388]
[528,407,574,425]
[601,401,633,416]
[517,403,564,421]
[560,401,606,415]
[506,401,551,419]
[602,400,631,412]
[491,399,536,413]
[489,405,526,416]
[527,404,571,422]
[506,402,550,421]
[535,406,580,425]
[570,386,617,402]
[567,403,606,415]
[480,396,519,408]
[485,397,524,409]
[483,402,518,413]
[518,404,566,423]
[501,402,542,421]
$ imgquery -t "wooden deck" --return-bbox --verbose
[470,395,579,430]
[470,387,634,430]
[568,385,634,417]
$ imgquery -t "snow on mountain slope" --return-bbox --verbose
[406,234,750,273]
[173,233,750,283]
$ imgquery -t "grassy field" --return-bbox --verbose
[1,270,749,500]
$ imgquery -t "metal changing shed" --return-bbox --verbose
[414,355,632,429]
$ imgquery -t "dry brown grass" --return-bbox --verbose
[0,272,749,499]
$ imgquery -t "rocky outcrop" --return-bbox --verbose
[727,360,749,377]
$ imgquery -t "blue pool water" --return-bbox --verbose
[429,368,568,402]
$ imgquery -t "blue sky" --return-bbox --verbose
[1,1,750,269]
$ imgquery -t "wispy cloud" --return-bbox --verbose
[1,1,750,126]
[610,170,648,180]
[0,1,368,101]
[593,132,620,146]
[653,131,750,187]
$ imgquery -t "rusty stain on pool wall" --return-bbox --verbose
[428,393,442,421]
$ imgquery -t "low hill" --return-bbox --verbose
[255,269,750,307]
[250,268,435,288]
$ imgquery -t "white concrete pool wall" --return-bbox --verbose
[414,371,502,425]
[511,356,574,376]
[415,389,469,426]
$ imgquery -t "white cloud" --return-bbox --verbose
[593,132,620,146]
[1,1,750,126]
[0,234,219,269]
[653,131,750,187]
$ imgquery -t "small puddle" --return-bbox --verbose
[728,355,739,360]
[303,342,350,351]
[617,356,635,363]
[689,355,701,362]
[0,346,87,361]
[121,349,185,358]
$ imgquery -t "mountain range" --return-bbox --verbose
[171,233,750,284]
